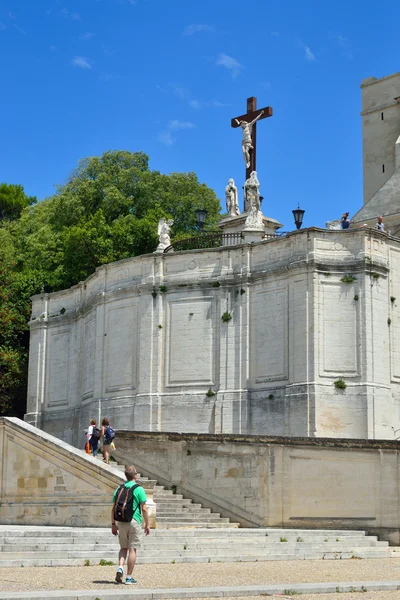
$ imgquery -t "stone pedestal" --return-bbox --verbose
[219,213,283,245]
[242,228,265,244]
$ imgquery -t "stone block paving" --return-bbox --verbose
[2,559,400,596]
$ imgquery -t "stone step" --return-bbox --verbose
[0,539,386,553]
[0,526,372,537]
[0,549,390,568]
[156,508,212,515]
[155,516,229,523]
[0,535,384,548]
[153,492,185,500]
[157,501,198,509]
[0,545,390,560]
[155,522,240,528]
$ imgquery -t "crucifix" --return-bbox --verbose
[231,97,273,181]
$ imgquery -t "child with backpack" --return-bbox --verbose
[101,417,116,464]
[87,419,101,457]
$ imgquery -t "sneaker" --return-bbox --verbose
[115,567,123,584]
[125,577,137,585]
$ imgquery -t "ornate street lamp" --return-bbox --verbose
[292,205,305,230]
[196,209,208,230]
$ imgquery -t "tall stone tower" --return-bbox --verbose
[354,72,400,233]
[361,73,400,204]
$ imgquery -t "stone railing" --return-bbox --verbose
[0,418,156,527]
[164,231,287,253]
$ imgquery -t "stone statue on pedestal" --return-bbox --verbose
[225,178,240,217]
[156,218,174,252]
[326,220,341,230]
[244,171,263,229]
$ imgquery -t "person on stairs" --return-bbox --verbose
[101,417,114,464]
[87,419,100,457]
[112,465,150,585]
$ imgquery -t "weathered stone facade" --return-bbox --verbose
[354,71,400,233]
[25,227,400,443]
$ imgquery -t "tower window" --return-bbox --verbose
[382,164,385,173]
[381,112,384,120]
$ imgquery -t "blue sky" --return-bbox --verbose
[1,0,400,230]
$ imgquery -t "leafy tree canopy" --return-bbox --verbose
[8,150,221,291]
[0,182,36,221]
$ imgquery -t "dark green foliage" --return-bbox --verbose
[340,275,356,284]
[0,183,36,221]
[334,378,346,390]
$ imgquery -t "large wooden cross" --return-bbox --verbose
[231,97,273,180]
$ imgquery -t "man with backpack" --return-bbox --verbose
[111,465,150,585]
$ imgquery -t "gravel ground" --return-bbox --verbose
[1,558,400,593]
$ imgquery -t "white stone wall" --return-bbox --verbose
[361,72,400,205]
[115,430,400,544]
[25,228,400,443]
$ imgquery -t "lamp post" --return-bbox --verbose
[292,205,305,230]
[196,209,208,231]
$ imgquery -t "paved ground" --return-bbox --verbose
[188,596,400,600]
[190,596,400,599]
[1,558,400,593]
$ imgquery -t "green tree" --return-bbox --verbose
[0,183,36,221]
[0,257,31,416]
[11,151,221,291]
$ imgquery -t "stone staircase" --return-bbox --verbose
[0,525,391,567]
[102,452,239,529]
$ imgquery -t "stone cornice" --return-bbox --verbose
[116,429,400,450]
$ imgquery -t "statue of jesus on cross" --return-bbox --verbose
[231,97,273,181]
[234,111,264,169]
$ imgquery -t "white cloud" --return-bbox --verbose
[334,34,352,59]
[8,11,16,19]
[189,99,202,109]
[304,46,315,61]
[61,8,81,20]
[102,45,115,56]
[216,53,243,78]
[0,22,6,31]
[212,100,230,108]
[158,131,174,146]
[100,73,120,82]
[158,120,195,146]
[80,32,94,40]
[168,120,195,131]
[171,85,191,100]
[13,24,27,35]
[184,24,213,36]
[72,56,92,69]
[297,40,315,62]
